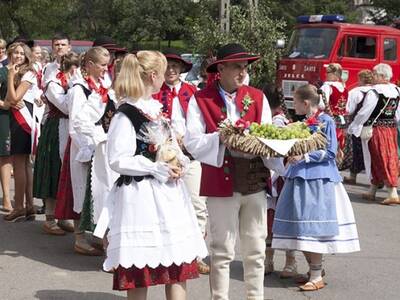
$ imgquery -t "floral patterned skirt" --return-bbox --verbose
[113,260,199,290]
[369,127,399,187]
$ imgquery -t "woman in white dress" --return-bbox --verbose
[94,52,207,300]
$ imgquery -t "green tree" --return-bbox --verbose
[266,0,360,34]
[368,0,400,25]
[191,1,286,88]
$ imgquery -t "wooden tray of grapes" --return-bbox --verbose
[219,122,327,158]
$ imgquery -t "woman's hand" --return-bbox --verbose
[287,155,303,164]
[168,165,182,181]
[0,100,10,110]
[12,101,25,110]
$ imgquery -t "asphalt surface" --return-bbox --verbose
[1,171,399,300]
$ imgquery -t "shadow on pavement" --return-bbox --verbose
[0,212,103,271]
[34,290,125,299]
[228,260,301,289]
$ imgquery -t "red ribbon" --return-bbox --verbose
[56,71,68,90]
[85,77,109,103]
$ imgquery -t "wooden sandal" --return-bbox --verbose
[295,269,325,284]
[280,262,297,278]
[43,221,66,236]
[299,279,325,291]
[380,197,400,205]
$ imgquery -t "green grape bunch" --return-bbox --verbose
[249,122,312,140]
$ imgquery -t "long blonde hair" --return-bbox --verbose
[115,51,167,101]
[7,42,34,87]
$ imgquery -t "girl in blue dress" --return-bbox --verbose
[272,84,360,291]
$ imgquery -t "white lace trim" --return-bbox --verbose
[103,233,208,270]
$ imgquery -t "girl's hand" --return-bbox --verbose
[0,100,10,110]
[287,155,303,164]
[12,101,25,110]
[8,64,19,78]
[168,165,182,180]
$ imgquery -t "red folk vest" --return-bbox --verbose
[329,85,348,116]
[153,82,197,119]
[195,83,264,197]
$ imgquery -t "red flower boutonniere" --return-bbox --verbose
[240,93,254,118]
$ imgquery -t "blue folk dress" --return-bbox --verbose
[272,112,360,254]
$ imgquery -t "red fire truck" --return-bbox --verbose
[276,15,400,109]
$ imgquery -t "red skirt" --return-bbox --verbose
[54,137,80,220]
[369,127,399,187]
[336,127,346,150]
[113,260,199,290]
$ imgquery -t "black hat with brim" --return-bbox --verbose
[93,36,127,53]
[206,43,260,73]
[7,35,35,49]
[163,48,192,73]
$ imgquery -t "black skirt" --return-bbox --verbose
[10,101,33,155]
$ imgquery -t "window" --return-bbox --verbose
[343,36,376,59]
[285,28,338,59]
[384,38,397,61]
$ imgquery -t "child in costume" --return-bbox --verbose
[272,84,360,291]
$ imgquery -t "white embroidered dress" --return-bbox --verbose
[95,97,207,271]
[68,77,118,219]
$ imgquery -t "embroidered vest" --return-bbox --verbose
[45,81,68,119]
[115,103,157,186]
[364,89,400,127]
[153,82,197,118]
[195,83,268,197]
[328,85,349,128]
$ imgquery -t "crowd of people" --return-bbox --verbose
[0,31,399,300]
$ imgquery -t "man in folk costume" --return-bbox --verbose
[42,33,71,87]
[348,63,400,205]
[184,43,280,300]
[153,48,210,274]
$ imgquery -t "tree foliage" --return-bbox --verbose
[368,0,400,25]
[191,1,286,88]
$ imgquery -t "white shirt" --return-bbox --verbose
[42,61,60,86]
[166,81,187,137]
[348,83,400,137]
[346,85,372,115]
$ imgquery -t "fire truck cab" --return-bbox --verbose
[276,15,400,109]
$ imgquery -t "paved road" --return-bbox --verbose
[1,172,400,300]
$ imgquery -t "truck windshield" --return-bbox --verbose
[285,27,338,59]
